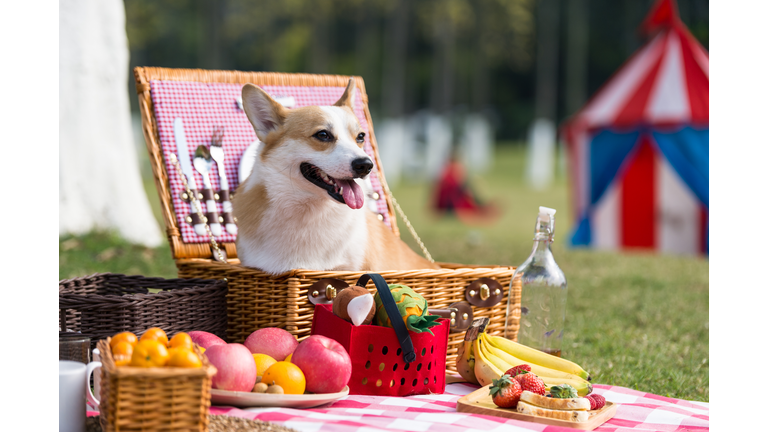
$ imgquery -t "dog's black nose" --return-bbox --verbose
[351,158,374,177]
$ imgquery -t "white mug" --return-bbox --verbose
[92,348,101,403]
[59,360,101,432]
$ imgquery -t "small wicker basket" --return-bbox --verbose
[96,338,217,432]
[60,273,228,350]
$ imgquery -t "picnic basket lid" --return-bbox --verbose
[134,67,398,261]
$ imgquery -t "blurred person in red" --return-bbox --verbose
[432,149,500,225]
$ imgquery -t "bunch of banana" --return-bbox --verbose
[456,332,593,396]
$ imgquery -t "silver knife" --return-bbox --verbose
[173,118,207,236]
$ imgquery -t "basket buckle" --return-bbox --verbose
[465,278,504,307]
[307,279,349,305]
[431,301,473,333]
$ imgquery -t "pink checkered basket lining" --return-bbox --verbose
[150,79,391,245]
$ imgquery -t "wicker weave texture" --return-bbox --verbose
[176,259,520,373]
[60,274,229,349]
[97,339,215,432]
[133,67,521,374]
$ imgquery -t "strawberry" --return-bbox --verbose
[489,374,523,408]
[589,394,606,410]
[504,364,532,378]
[514,371,546,395]
[585,395,597,410]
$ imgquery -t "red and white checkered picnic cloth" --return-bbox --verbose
[150,80,391,245]
[206,382,709,432]
[87,382,708,431]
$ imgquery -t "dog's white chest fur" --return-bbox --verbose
[240,197,368,273]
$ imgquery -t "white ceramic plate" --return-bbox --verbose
[211,386,349,408]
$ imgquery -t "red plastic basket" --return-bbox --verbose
[310,274,450,396]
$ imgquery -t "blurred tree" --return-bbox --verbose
[122,0,707,141]
[565,0,589,117]
[309,0,333,73]
[493,0,536,72]
[382,0,409,118]
[624,0,651,57]
[61,0,162,246]
[200,0,224,68]
[534,0,559,122]
[527,0,560,189]
[471,0,491,112]
[354,1,382,103]
[418,0,473,113]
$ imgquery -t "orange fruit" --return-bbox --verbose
[110,332,138,349]
[140,328,169,347]
[261,362,306,395]
[130,340,170,367]
[111,341,134,366]
[285,353,293,363]
[169,332,194,350]
[252,353,277,378]
[168,348,202,368]
[199,346,206,354]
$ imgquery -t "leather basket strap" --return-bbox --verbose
[356,273,416,364]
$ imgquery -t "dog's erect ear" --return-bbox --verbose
[333,79,356,108]
[242,84,287,142]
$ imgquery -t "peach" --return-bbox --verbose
[206,343,257,392]
[244,328,298,361]
[188,331,226,349]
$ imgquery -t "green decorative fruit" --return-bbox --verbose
[373,284,441,335]
[549,384,579,399]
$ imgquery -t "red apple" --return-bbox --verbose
[291,335,351,394]
[188,331,226,349]
[206,343,257,392]
[244,328,298,361]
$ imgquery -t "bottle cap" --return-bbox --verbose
[538,206,556,222]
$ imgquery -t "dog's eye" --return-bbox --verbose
[356,132,366,143]
[313,130,334,142]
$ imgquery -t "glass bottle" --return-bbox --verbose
[505,206,568,357]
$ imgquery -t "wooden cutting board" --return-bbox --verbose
[456,385,617,431]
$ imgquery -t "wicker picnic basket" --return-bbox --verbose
[133,67,520,372]
[95,338,216,432]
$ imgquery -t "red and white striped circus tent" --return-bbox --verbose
[561,0,709,255]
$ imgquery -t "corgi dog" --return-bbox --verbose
[233,79,438,274]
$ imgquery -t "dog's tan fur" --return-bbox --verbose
[359,210,436,270]
[234,79,438,273]
[231,183,266,255]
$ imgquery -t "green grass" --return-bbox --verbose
[59,231,176,280]
[58,144,708,401]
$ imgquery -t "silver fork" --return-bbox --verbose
[193,145,223,236]
[209,126,238,235]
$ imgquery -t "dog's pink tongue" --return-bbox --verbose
[339,179,365,210]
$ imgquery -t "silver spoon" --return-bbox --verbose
[193,145,222,236]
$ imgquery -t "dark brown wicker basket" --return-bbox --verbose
[59,273,228,350]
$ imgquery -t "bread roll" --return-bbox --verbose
[519,390,591,411]
[516,401,590,422]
